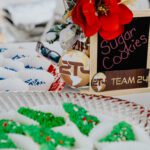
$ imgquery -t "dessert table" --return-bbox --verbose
[0,1,150,149]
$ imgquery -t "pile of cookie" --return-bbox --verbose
[0,102,150,150]
[0,46,64,91]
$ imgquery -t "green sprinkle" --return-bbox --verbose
[23,125,75,149]
[0,133,16,148]
[99,121,136,142]
[18,107,65,128]
[63,103,100,136]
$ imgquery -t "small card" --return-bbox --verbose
[91,69,149,92]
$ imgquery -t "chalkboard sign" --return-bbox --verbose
[97,17,149,72]
[89,11,150,96]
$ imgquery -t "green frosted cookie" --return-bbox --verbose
[23,125,75,150]
[0,133,17,149]
[99,121,136,142]
[0,119,24,135]
[63,103,100,136]
[18,107,65,128]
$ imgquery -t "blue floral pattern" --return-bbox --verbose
[25,65,43,70]
[0,78,5,80]
[4,67,17,72]
[12,55,26,60]
[0,48,7,53]
[25,79,46,86]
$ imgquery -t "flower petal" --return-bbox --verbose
[82,1,98,26]
[101,15,120,32]
[105,0,119,14]
[72,1,85,27]
[99,26,124,40]
[119,4,133,25]
[105,0,118,5]
[84,21,102,37]
[72,0,101,37]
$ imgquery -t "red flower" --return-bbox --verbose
[72,0,133,40]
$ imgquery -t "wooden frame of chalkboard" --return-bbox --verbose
[87,10,150,96]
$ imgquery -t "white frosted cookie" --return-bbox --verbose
[0,47,8,54]
[0,55,4,64]
[8,134,39,150]
[0,67,17,80]
[54,125,94,150]
[90,122,115,141]
[2,48,38,60]
[18,69,54,91]
[19,56,53,71]
[0,78,29,91]
[1,58,24,72]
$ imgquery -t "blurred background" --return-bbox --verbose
[0,0,149,44]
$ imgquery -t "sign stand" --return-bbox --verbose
[82,10,150,96]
